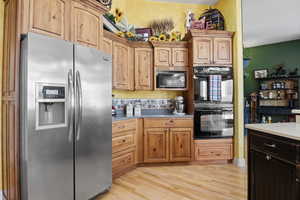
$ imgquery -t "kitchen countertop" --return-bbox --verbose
[113,114,193,121]
[246,123,300,141]
[292,109,300,114]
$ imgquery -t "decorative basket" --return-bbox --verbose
[199,8,225,30]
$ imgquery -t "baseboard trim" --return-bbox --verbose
[0,190,3,200]
[233,158,246,168]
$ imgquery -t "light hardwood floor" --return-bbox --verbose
[99,164,247,200]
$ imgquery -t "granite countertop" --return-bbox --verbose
[246,123,300,141]
[292,109,300,114]
[113,114,193,121]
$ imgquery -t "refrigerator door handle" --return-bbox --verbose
[76,70,83,141]
[68,69,74,143]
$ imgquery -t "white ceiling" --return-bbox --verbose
[148,0,219,5]
[242,0,300,48]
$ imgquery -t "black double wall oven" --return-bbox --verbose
[193,66,234,139]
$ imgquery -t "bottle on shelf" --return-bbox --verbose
[268,116,272,123]
[261,115,266,123]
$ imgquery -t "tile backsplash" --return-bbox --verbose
[113,98,175,112]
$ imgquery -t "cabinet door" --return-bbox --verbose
[144,128,169,163]
[71,1,103,49]
[250,150,297,200]
[169,128,192,162]
[29,0,70,40]
[154,47,172,67]
[113,42,134,90]
[193,37,213,65]
[135,48,153,90]
[2,0,21,199]
[213,37,232,65]
[102,37,113,55]
[172,48,188,67]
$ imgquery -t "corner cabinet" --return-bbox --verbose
[134,48,153,90]
[248,130,300,200]
[187,30,233,66]
[143,118,193,163]
[71,1,103,49]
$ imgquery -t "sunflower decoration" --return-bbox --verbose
[159,34,167,42]
[169,35,177,42]
[149,36,158,42]
[126,32,135,38]
[116,31,125,38]
[114,8,123,23]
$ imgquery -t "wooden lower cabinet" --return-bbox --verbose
[112,149,136,178]
[144,128,169,163]
[194,139,233,161]
[112,119,137,178]
[170,128,192,162]
[143,118,193,163]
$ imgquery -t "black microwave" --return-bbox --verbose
[156,71,186,89]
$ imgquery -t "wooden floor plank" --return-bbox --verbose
[99,164,247,200]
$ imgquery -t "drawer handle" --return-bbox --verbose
[264,143,276,148]
[118,125,125,129]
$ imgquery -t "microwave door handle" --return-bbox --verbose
[75,71,83,141]
[67,70,74,143]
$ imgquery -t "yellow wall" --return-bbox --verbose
[214,0,245,162]
[111,0,209,99]
[111,0,209,35]
[0,0,4,190]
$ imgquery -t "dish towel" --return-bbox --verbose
[209,75,222,101]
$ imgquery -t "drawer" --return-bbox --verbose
[112,149,135,176]
[112,132,135,153]
[195,147,231,160]
[144,118,193,128]
[249,132,298,163]
[112,119,137,135]
[194,139,233,161]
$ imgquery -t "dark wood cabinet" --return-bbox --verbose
[248,130,300,200]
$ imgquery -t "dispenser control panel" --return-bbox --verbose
[36,83,67,130]
[42,86,65,99]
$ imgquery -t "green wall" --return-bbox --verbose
[244,40,300,96]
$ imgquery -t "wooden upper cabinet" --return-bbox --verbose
[103,37,113,55]
[169,128,192,162]
[154,47,172,67]
[135,48,153,90]
[71,1,103,49]
[144,128,169,163]
[172,48,188,67]
[213,37,232,65]
[29,0,70,40]
[193,37,213,65]
[113,42,134,90]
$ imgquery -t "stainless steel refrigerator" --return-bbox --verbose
[20,33,112,200]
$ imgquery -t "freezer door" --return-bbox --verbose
[74,45,112,199]
[20,33,74,200]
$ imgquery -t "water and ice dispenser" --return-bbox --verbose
[36,83,67,130]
